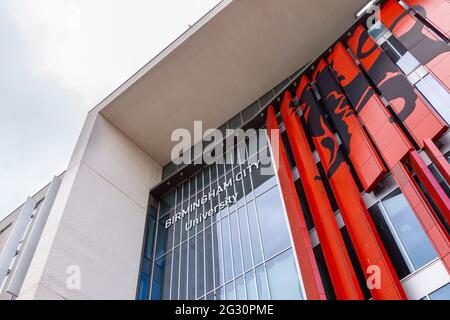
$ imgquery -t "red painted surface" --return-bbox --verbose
[391,159,450,273]
[280,91,364,300]
[423,138,450,184]
[296,76,406,300]
[266,106,326,300]
[409,150,450,228]
[381,0,450,91]
[311,59,387,192]
[327,42,413,169]
[403,0,450,38]
[347,25,448,147]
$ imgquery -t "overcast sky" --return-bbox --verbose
[0,0,221,220]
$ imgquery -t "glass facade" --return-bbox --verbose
[369,189,438,279]
[140,130,305,300]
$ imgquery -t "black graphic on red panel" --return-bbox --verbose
[381,0,449,67]
[347,25,447,147]
[312,59,386,191]
[328,52,374,115]
[355,30,417,122]
[312,60,354,154]
[296,76,344,179]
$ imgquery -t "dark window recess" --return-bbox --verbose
[162,162,177,180]
[340,226,372,300]
[137,206,158,300]
[281,131,296,169]
[313,245,336,300]
[413,174,450,234]
[294,180,315,231]
[368,204,411,279]
[316,163,339,213]
[429,165,450,198]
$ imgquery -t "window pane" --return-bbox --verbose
[230,211,244,277]
[188,237,196,299]
[171,246,180,300]
[152,253,172,300]
[205,226,214,293]
[216,286,225,300]
[238,207,253,272]
[246,202,263,265]
[225,281,235,300]
[381,191,438,270]
[235,276,246,300]
[179,242,188,300]
[255,187,291,259]
[155,217,171,258]
[250,154,276,197]
[138,273,150,300]
[429,284,450,300]
[369,203,411,279]
[160,191,175,215]
[255,265,269,300]
[245,271,258,300]
[221,217,234,282]
[266,249,303,300]
[196,230,205,299]
[213,222,224,287]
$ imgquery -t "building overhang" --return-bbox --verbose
[98,0,369,165]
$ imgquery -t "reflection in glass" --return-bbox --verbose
[221,217,234,282]
[197,230,205,299]
[205,226,214,293]
[171,246,180,300]
[230,212,244,277]
[245,271,258,300]
[255,265,269,300]
[266,249,304,300]
[188,237,196,299]
[179,242,188,300]
[246,202,263,266]
[429,284,450,300]
[381,190,438,270]
[225,282,235,300]
[238,207,253,272]
[256,188,291,259]
[236,276,246,300]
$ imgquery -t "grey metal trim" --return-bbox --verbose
[6,176,62,297]
[0,197,36,291]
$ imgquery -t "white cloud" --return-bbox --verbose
[0,0,221,220]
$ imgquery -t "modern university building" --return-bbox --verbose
[1,0,450,300]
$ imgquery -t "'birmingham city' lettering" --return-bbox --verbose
[164,160,261,230]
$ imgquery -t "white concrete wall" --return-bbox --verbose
[18,112,162,299]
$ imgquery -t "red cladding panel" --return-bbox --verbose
[381,0,450,91]
[327,42,413,169]
[265,106,326,300]
[391,159,450,273]
[403,0,450,38]
[296,76,406,300]
[280,91,363,300]
[347,25,448,147]
[409,150,450,228]
[311,59,387,192]
[423,138,450,184]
